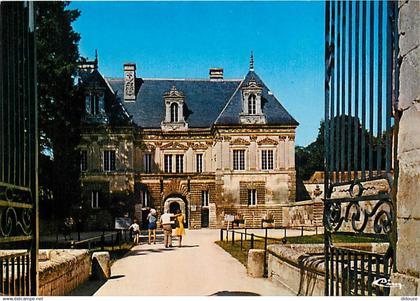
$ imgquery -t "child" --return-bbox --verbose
[128,219,140,245]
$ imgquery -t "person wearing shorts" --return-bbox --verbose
[128,219,140,245]
[147,209,157,244]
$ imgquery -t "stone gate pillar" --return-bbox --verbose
[390,0,420,295]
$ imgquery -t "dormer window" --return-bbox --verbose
[161,86,188,131]
[248,94,256,114]
[240,79,266,124]
[85,92,104,115]
[170,103,179,122]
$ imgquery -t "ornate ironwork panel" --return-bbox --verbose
[0,2,39,296]
[324,0,399,296]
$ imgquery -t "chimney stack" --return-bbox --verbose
[209,68,223,80]
[124,63,136,101]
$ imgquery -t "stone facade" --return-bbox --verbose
[77,58,298,229]
[391,0,420,295]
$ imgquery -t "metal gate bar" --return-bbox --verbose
[324,0,399,296]
[0,2,38,296]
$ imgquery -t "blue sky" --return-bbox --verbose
[69,1,325,146]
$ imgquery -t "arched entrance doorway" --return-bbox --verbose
[163,196,188,228]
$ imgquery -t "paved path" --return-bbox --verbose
[93,229,293,296]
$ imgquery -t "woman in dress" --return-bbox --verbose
[174,209,185,247]
[147,208,157,244]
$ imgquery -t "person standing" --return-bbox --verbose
[159,210,173,248]
[128,219,140,245]
[174,209,185,247]
[147,208,157,244]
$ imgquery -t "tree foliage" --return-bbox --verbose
[36,2,82,219]
[295,116,389,200]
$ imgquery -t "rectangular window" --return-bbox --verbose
[164,155,172,173]
[261,150,274,170]
[176,155,184,173]
[144,153,152,173]
[91,191,100,209]
[233,150,245,170]
[103,150,116,172]
[202,190,209,207]
[196,154,203,173]
[248,189,257,206]
[143,190,150,207]
[80,150,87,172]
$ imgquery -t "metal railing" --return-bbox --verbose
[69,230,132,251]
[220,226,320,277]
[0,252,31,296]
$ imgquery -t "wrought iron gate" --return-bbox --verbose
[324,0,399,296]
[0,2,39,296]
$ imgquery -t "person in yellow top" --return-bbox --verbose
[174,209,185,247]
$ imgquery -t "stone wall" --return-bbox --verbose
[38,249,91,296]
[268,243,389,296]
[391,0,420,295]
[282,200,323,227]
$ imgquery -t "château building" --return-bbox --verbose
[78,54,298,229]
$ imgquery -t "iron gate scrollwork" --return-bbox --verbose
[0,2,39,296]
[324,0,399,296]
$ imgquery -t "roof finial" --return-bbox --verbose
[94,49,98,69]
[249,51,254,71]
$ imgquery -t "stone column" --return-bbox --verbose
[390,1,420,295]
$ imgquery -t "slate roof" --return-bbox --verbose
[215,71,298,126]
[101,70,298,129]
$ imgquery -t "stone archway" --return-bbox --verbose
[163,196,188,228]
[164,197,186,215]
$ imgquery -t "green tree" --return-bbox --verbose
[295,116,389,200]
[36,2,82,220]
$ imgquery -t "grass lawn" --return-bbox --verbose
[215,233,387,267]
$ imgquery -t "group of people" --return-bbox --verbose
[128,208,185,248]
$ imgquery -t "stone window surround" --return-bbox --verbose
[85,88,105,115]
[91,191,100,209]
[162,151,185,173]
[142,189,150,207]
[232,148,248,171]
[143,153,153,173]
[259,147,276,171]
[102,148,116,172]
[201,190,209,207]
[195,152,204,173]
[248,189,257,206]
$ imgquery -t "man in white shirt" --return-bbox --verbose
[160,211,174,248]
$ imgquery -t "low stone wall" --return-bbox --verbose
[267,243,389,296]
[215,204,283,229]
[39,249,91,296]
[282,200,323,227]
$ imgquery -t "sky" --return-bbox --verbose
[69,1,325,146]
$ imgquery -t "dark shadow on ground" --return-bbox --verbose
[67,278,107,296]
[210,291,261,296]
